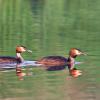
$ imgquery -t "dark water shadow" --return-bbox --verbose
[46,66,66,71]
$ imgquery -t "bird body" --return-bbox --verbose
[37,56,67,67]
[37,56,68,71]
[36,48,86,72]
[0,46,32,64]
[0,56,19,64]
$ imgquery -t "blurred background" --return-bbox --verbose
[0,0,100,100]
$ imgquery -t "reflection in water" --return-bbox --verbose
[0,61,82,70]
[0,0,99,99]
[0,60,42,70]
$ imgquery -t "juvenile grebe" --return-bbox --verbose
[36,48,86,77]
[0,45,32,64]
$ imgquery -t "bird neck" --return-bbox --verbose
[67,56,75,70]
[70,54,77,58]
[16,53,24,63]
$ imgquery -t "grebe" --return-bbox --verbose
[0,45,32,64]
[36,48,86,77]
[0,45,32,80]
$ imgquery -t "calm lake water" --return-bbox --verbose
[0,0,100,100]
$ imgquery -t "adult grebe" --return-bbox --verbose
[36,48,86,77]
[0,45,32,80]
[0,45,32,64]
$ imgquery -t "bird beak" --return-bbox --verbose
[81,52,87,56]
[27,50,32,53]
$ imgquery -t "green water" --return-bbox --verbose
[0,0,100,100]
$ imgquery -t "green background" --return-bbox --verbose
[0,0,99,100]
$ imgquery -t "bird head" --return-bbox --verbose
[16,45,32,53]
[69,48,86,58]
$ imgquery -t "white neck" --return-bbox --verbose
[68,56,75,70]
[16,53,24,62]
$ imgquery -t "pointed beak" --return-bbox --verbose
[81,52,87,55]
[27,50,32,53]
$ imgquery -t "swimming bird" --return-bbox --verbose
[36,48,86,77]
[0,45,32,64]
[0,45,32,80]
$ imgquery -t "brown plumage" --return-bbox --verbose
[36,48,86,71]
[0,56,20,64]
[0,45,32,64]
